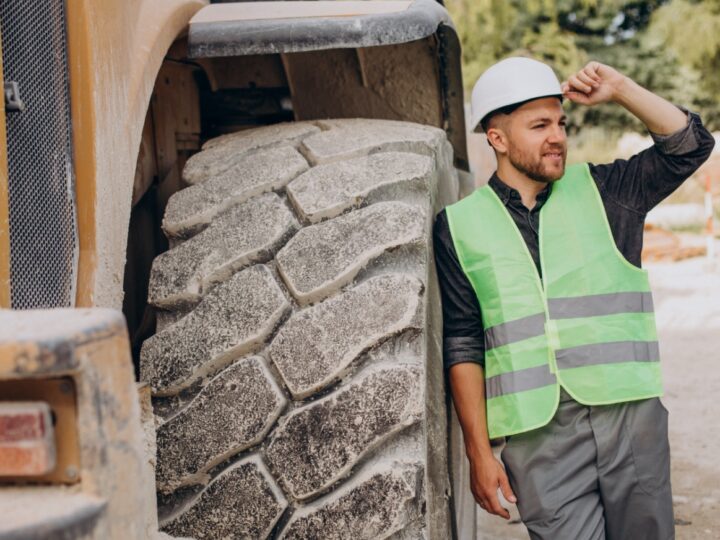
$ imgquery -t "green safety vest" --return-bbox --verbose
[446,163,663,439]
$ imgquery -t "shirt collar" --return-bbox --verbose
[488,172,553,209]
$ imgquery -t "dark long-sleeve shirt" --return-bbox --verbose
[434,109,715,370]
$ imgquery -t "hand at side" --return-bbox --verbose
[467,448,516,519]
[448,362,517,519]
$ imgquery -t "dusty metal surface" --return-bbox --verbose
[436,24,468,170]
[66,0,206,310]
[0,487,106,540]
[188,0,468,170]
[195,54,287,92]
[283,40,442,130]
[192,0,412,23]
[188,0,450,57]
[0,308,156,539]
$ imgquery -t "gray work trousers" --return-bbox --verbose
[500,389,674,540]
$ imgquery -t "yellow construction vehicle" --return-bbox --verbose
[0,1,474,538]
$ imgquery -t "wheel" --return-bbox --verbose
[140,118,458,539]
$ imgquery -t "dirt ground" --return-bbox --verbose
[475,247,720,539]
[647,252,720,539]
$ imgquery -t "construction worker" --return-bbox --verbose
[434,57,715,539]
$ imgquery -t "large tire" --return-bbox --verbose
[140,119,459,539]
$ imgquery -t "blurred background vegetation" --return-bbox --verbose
[446,0,720,167]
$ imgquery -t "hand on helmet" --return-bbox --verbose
[561,62,626,106]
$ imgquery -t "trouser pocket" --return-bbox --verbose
[625,397,671,496]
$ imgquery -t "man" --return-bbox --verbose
[434,57,714,539]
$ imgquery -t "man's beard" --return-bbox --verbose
[508,144,566,184]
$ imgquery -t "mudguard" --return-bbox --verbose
[187,0,468,170]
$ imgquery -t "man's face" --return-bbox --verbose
[490,97,568,183]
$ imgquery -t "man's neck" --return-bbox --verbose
[496,162,549,210]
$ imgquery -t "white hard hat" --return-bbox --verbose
[470,57,563,133]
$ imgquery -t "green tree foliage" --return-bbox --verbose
[649,0,720,128]
[446,0,702,133]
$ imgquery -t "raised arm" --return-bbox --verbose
[561,61,687,134]
[562,62,714,215]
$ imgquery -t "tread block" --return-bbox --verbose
[301,120,444,165]
[141,265,289,396]
[279,463,422,540]
[265,366,422,500]
[149,193,297,310]
[161,455,287,539]
[276,202,424,305]
[164,146,308,239]
[269,274,423,399]
[202,121,319,151]
[156,357,286,493]
[184,122,318,185]
[287,152,433,224]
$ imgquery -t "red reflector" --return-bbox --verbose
[0,402,56,476]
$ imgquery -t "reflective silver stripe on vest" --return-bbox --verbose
[485,312,546,350]
[555,340,660,369]
[485,364,557,399]
[548,292,654,319]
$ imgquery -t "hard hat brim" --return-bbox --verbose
[472,94,564,134]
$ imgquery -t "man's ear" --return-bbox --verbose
[486,127,508,155]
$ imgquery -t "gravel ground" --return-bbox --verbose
[475,245,720,539]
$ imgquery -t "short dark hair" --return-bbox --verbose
[480,101,525,132]
[480,95,563,132]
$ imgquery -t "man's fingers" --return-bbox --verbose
[469,459,514,519]
[577,70,599,89]
[474,489,508,519]
[475,495,490,513]
[563,90,591,105]
[568,75,592,94]
[487,491,510,519]
[585,69,601,84]
[587,61,602,78]
[564,62,604,100]
[499,473,517,503]
[583,63,602,82]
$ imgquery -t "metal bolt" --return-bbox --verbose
[59,380,73,395]
[65,465,79,480]
[15,352,30,370]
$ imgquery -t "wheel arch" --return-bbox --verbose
[70,0,206,308]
